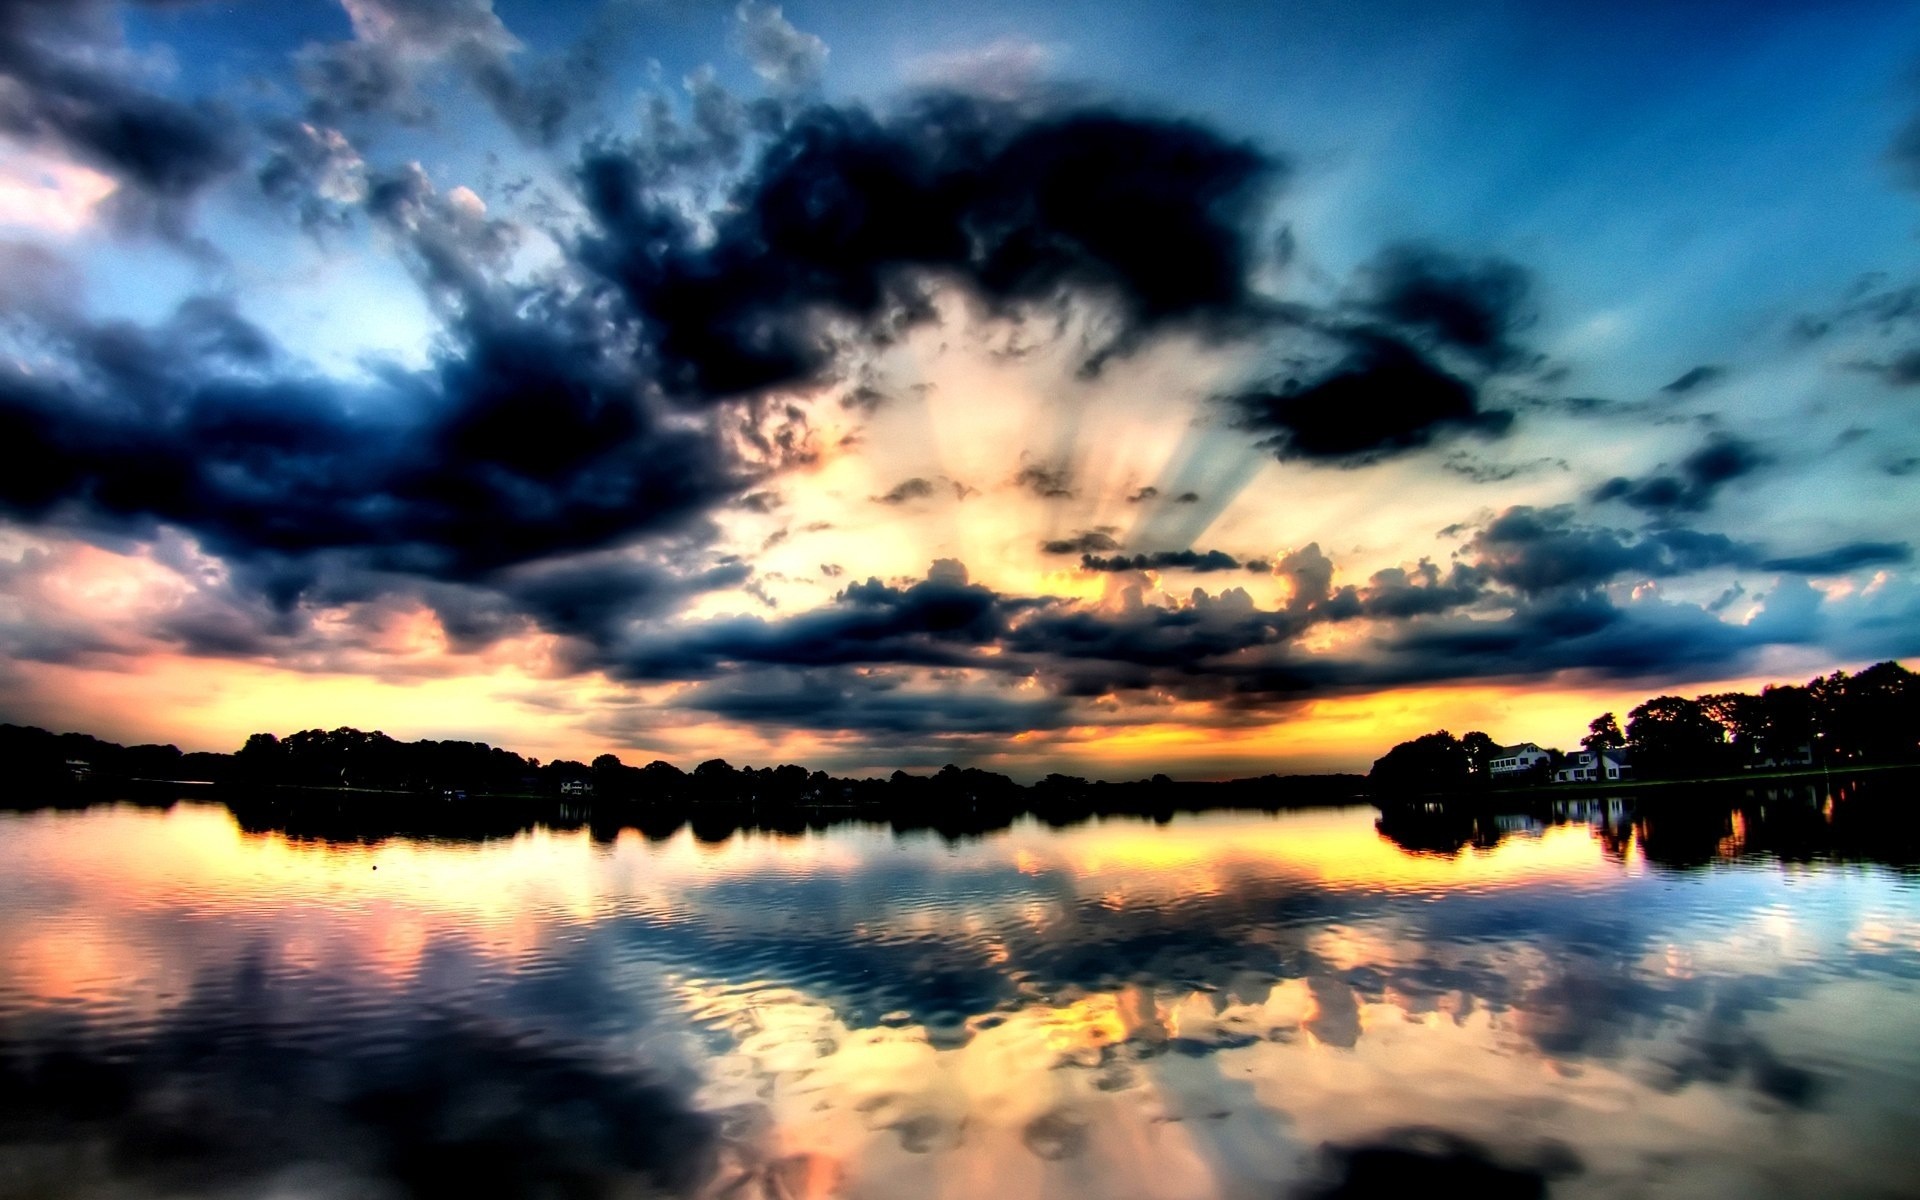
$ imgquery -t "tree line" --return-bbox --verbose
[0,720,1366,835]
[5,657,1910,821]
[1368,660,1919,795]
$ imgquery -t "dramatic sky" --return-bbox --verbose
[2,0,1918,777]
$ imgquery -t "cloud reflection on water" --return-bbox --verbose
[1,793,1919,1198]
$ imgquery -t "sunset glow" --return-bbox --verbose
[0,0,1916,776]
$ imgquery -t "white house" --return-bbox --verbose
[1741,743,1813,769]
[1489,743,1552,778]
[1553,748,1632,784]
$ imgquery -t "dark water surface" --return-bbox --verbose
[3,783,1919,1199]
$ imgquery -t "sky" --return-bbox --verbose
[1,0,1918,778]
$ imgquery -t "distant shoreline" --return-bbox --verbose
[4,762,1908,850]
[1370,761,1920,806]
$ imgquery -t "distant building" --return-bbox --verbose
[1551,796,1629,822]
[1554,748,1632,783]
[1741,744,1813,769]
[1489,743,1552,779]
[1492,814,1547,837]
[559,778,593,796]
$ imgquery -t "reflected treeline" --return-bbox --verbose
[1375,772,1920,872]
[215,770,1368,844]
[10,718,1918,865]
[8,789,1915,1198]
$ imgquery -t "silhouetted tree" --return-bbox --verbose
[1626,696,1726,778]
[1369,731,1470,795]
[1461,731,1498,782]
[1835,661,1920,762]
[234,732,285,783]
[1700,692,1766,757]
[1581,713,1625,752]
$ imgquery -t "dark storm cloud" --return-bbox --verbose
[841,383,888,413]
[1276,542,1334,612]
[623,68,775,190]
[1355,243,1536,370]
[873,477,938,504]
[1358,560,1488,619]
[1000,590,1298,696]
[0,88,1308,669]
[461,41,606,147]
[1792,273,1920,383]
[602,554,1487,714]
[1221,241,1550,468]
[1040,528,1120,555]
[1465,506,1760,595]
[613,561,1035,680]
[1796,272,1920,342]
[335,0,511,54]
[1592,435,1768,513]
[1014,464,1076,499]
[1759,541,1911,575]
[1440,451,1567,484]
[0,0,243,237]
[0,290,741,587]
[1850,347,1920,387]
[677,666,1069,735]
[295,39,424,125]
[256,120,368,232]
[293,0,612,146]
[500,557,752,646]
[575,91,1282,400]
[1661,365,1725,394]
[1362,581,1822,686]
[362,160,522,288]
[994,572,1484,705]
[6,43,1889,717]
[560,510,1900,722]
[1231,334,1514,466]
[1080,549,1243,573]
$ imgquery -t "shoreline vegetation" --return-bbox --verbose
[2,661,1912,842]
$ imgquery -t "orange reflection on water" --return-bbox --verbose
[0,804,618,1008]
[681,977,1239,1200]
[0,802,1626,1022]
[671,960,1920,1200]
[674,963,1914,1200]
[1010,809,1619,900]
[5,799,1920,1200]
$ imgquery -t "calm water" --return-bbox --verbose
[3,787,1919,1199]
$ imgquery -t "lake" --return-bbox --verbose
[2,781,1918,1199]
